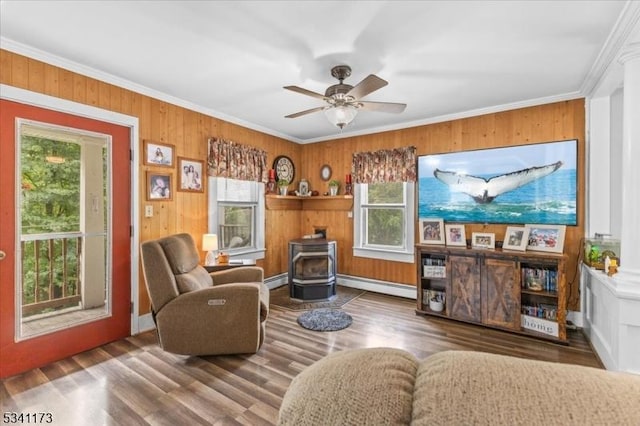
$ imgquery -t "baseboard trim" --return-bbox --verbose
[137,313,156,333]
[337,274,417,299]
[265,273,287,290]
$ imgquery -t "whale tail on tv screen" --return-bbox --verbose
[433,161,563,204]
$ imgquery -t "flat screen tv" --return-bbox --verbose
[417,139,577,225]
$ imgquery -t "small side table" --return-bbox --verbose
[203,259,256,273]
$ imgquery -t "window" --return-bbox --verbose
[208,177,265,259]
[353,181,415,263]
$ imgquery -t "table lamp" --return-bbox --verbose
[202,233,218,266]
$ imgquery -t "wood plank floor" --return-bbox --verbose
[1,290,602,425]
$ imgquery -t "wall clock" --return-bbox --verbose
[320,164,332,181]
[273,155,295,183]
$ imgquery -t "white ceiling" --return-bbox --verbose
[0,1,633,143]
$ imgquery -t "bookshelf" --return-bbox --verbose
[416,245,567,343]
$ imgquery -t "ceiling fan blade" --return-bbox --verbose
[283,85,327,100]
[285,106,326,119]
[358,101,406,113]
[347,74,388,100]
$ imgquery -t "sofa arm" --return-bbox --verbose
[155,283,262,355]
[210,266,264,285]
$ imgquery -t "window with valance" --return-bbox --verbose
[207,137,268,182]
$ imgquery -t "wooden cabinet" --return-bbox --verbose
[482,257,520,330]
[417,245,567,343]
[448,254,481,322]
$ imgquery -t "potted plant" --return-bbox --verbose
[277,179,290,196]
[328,179,339,196]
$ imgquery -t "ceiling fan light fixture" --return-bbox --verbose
[324,104,358,129]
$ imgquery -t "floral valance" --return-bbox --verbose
[352,146,417,184]
[207,137,268,182]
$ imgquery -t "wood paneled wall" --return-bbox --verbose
[0,50,302,315]
[0,49,585,312]
[300,99,585,310]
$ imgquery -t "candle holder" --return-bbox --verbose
[345,182,353,195]
[345,174,353,195]
[266,169,277,194]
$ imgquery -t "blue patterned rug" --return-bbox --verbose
[297,309,353,332]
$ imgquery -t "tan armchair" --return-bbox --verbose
[140,233,269,355]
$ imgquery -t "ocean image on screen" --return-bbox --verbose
[417,140,577,225]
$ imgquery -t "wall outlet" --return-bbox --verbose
[145,205,153,217]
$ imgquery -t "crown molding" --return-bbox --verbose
[581,1,640,97]
[301,91,584,144]
[0,37,302,144]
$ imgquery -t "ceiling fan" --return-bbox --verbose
[284,65,406,129]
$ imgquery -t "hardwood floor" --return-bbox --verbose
[1,290,602,425]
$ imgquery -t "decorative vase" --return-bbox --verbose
[279,186,288,196]
[329,186,338,196]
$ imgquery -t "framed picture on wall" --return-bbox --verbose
[419,218,445,245]
[143,140,174,167]
[177,157,204,193]
[146,172,173,201]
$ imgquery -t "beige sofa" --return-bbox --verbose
[278,348,640,425]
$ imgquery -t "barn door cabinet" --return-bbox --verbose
[416,245,567,343]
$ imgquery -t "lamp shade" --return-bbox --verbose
[324,105,358,129]
[202,234,218,251]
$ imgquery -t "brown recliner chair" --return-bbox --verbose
[140,233,269,355]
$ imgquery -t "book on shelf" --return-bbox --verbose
[521,303,557,321]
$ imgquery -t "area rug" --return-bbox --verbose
[297,309,353,332]
[270,285,366,311]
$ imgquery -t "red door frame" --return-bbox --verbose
[0,99,131,378]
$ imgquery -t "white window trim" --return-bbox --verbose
[353,182,415,263]
[207,177,265,260]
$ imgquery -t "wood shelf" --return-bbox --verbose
[265,194,353,211]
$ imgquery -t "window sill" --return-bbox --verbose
[353,247,414,263]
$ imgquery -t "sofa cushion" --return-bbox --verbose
[159,233,199,274]
[412,350,640,425]
[175,266,212,294]
[278,348,418,426]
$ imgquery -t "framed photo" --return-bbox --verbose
[419,218,445,245]
[472,232,495,249]
[445,224,467,247]
[503,226,530,251]
[143,140,174,167]
[178,157,204,193]
[146,171,173,201]
[525,224,566,253]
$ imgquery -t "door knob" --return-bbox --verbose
[0,250,5,260]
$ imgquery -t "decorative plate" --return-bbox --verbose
[320,164,332,181]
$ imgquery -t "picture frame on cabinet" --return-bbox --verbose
[143,140,174,167]
[525,224,566,253]
[472,232,495,249]
[177,157,204,193]
[502,226,530,251]
[419,218,445,245]
[445,224,467,247]
[147,171,173,201]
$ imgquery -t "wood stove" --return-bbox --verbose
[288,238,337,301]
